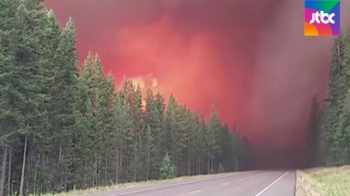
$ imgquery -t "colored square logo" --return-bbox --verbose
[304,0,340,36]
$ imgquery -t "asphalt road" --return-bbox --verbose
[86,170,296,196]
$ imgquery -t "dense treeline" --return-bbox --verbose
[321,32,350,166]
[305,96,323,168]
[0,1,252,195]
[306,32,350,168]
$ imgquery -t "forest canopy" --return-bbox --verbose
[0,1,251,195]
[1,0,350,196]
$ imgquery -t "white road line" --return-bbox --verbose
[254,171,289,196]
[189,189,202,194]
[239,172,265,182]
[222,182,229,185]
[110,172,247,196]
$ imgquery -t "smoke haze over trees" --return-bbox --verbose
[303,32,350,169]
[42,0,350,168]
[0,1,252,195]
[1,0,350,196]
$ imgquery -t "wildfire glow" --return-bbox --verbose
[44,0,340,168]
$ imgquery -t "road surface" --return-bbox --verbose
[85,170,296,196]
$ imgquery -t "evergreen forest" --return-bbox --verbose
[1,0,350,196]
[306,33,350,168]
[0,1,252,195]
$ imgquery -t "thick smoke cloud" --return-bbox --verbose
[44,0,350,168]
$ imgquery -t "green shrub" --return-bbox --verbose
[159,153,175,179]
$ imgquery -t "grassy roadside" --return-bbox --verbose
[32,173,229,196]
[296,166,350,196]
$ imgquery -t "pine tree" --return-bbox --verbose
[56,18,81,191]
[0,1,20,195]
[11,1,49,195]
[96,74,116,185]
[143,89,162,180]
[322,32,350,166]
[113,91,134,183]
[322,35,346,165]
[162,95,187,176]
[205,108,221,173]
[305,96,321,168]
[159,153,175,180]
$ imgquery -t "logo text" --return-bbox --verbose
[310,11,335,24]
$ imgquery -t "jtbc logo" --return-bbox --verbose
[310,11,335,24]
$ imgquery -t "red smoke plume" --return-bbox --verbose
[44,0,350,168]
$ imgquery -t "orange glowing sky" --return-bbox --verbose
[44,0,350,167]
[45,0,255,127]
[116,15,243,115]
